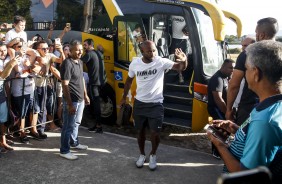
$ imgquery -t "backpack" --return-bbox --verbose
[116,104,132,127]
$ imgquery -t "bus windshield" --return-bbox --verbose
[193,8,224,76]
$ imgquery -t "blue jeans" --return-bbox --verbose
[60,100,85,154]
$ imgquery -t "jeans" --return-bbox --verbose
[35,86,47,133]
[60,100,85,154]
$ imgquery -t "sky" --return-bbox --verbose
[218,0,282,36]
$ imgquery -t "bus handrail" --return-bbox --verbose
[222,10,242,38]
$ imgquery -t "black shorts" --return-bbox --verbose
[133,99,164,132]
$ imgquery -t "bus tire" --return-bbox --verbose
[100,83,117,125]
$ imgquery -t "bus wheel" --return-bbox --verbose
[100,84,116,125]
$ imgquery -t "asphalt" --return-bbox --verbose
[0,127,223,184]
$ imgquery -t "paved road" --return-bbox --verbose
[1,128,223,184]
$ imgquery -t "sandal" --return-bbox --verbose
[6,139,14,145]
[4,145,14,151]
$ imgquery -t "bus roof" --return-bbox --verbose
[116,0,185,15]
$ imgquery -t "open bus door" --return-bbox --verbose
[112,16,145,115]
[146,0,228,132]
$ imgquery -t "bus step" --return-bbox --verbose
[164,102,192,119]
[163,116,192,128]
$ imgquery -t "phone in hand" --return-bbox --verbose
[50,20,56,28]
[55,38,61,45]
[204,124,229,143]
[22,42,28,51]
[6,23,13,29]
[66,23,71,28]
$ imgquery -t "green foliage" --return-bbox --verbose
[225,35,237,43]
[228,48,241,54]
[0,0,32,23]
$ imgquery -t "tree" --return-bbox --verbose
[0,0,32,23]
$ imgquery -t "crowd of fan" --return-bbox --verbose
[0,15,73,154]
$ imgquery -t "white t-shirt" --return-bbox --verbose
[128,56,174,103]
[35,53,58,87]
[5,28,27,44]
[11,55,35,97]
[171,15,188,39]
[0,56,11,71]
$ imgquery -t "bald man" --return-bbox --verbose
[120,40,187,170]
[241,37,255,51]
[225,17,279,125]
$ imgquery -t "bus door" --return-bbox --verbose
[151,14,171,58]
[112,16,144,114]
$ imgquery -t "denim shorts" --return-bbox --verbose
[12,94,39,118]
[0,101,8,123]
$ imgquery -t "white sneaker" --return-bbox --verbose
[71,144,88,150]
[149,155,157,170]
[60,152,78,160]
[136,154,146,168]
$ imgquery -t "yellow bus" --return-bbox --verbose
[3,0,242,132]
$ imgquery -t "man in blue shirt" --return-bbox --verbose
[207,40,282,183]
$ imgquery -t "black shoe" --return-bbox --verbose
[38,132,48,139]
[55,119,63,128]
[88,126,97,132]
[212,149,221,159]
[29,132,44,141]
[20,136,30,144]
[13,132,20,138]
[95,127,103,133]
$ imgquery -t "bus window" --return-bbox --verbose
[117,20,144,63]
[193,8,224,76]
[86,0,112,40]
[151,14,170,58]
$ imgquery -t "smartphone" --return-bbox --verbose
[55,38,61,45]
[6,23,13,29]
[66,23,71,28]
[22,42,28,51]
[15,51,21,57]
[27,40,33,47]
[204,124,229,143]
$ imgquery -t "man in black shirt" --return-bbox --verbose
[208,59,235,120]
[59,40,90,160]
[208,58,235,159]
[81,38,106,133]
[226,17,279,125]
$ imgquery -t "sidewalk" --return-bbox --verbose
[1,128,223,184]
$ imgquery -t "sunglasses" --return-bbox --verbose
[17,45,22,48]
[40,48,49,51]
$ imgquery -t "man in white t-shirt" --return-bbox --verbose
[171,15,192,84]
[34,40,65,138]
[120,40,188,170]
